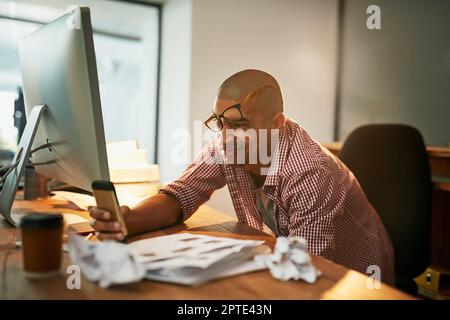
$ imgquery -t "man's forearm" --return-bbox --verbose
[124,193,182,236]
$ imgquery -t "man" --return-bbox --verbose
[90,69,395,284]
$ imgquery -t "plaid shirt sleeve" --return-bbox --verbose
[158,137,226,222]
[285,168,336,260]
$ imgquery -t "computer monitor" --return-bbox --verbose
[0,7,109,226]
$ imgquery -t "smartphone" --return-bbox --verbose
[91,180,128,239]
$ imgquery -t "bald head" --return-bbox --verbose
[211,70,285,174]
[215,69,284,122]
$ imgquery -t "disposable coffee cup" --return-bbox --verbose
[20,213,63,278]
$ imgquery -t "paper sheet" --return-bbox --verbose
[63,213,88,225]
[51,191,149,210]
[68,234,146,288]
[255,237,321,283]
[67,232,270,287]
[128,233,267,269]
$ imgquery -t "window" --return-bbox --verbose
[0,0,160,166]
[0,91,18,167]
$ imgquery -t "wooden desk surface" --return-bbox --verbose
[0,196,414,300]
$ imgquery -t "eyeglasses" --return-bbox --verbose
[204,84,277,132]
[204,103,248,132]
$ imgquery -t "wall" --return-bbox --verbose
[339,0,450,146]
[158,0,339,216]
[157,0,192,181]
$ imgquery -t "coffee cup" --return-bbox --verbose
[20,213,63,278]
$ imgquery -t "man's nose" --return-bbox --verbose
[221,126,237,146]
[222,128,246,147]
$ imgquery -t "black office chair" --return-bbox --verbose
[339,124,432,295]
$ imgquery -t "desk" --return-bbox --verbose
[0,196,413,300]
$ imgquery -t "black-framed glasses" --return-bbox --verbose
[204,84,277,132]
[204,103,248,132]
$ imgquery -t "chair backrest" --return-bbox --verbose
[339,124,431,290]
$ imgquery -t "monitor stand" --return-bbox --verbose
[0,104,47,226]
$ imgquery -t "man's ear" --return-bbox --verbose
[272,112,286,129]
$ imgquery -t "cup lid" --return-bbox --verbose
[20,213,63,229]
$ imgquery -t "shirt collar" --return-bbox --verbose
[263,123,289,189]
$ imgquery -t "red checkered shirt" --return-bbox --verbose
[159,118,395,285]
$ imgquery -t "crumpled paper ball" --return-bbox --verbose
[255,237,321,283]
[67,234,146,288]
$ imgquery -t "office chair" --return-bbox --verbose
[339,124,432,295]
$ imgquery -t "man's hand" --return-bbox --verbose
[87,193,182,240]
[88,205,130,241]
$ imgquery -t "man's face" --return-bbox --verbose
[213,95,273,168]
